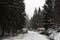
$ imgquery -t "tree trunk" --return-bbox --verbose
[1,26,4,37]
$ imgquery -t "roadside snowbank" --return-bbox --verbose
[54,32,60,40]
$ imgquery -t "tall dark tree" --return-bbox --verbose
[37,7,43,28]
[0,0,26,37]
[0,0,12,37]
[31,8,43,30]
[31,8,38,30]
[42,0,55,30]
[38,7,41,14]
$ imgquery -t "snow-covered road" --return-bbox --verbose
[3,31,50,40]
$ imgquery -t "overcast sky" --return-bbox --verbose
[24,0,45,19]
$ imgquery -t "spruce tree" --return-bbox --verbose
[0,0,12,37]
[0,0,26,37]
[37,7,43,28]
[42,0,55,30]
[31,8,38,30]
[31,8,43,30]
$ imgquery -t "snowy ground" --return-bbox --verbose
[54,32,60,40]
[2,31,50,40]
[47,29,60,40]
[2,30,60,40]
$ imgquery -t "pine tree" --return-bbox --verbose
[31,8,38,30]
[42,0,55,30]
[0,0,13,37]
[11,0,25,32]
[37,7,43,28]
[38,7,41,14]
[0,0,26,37]
[31,8,43,30]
